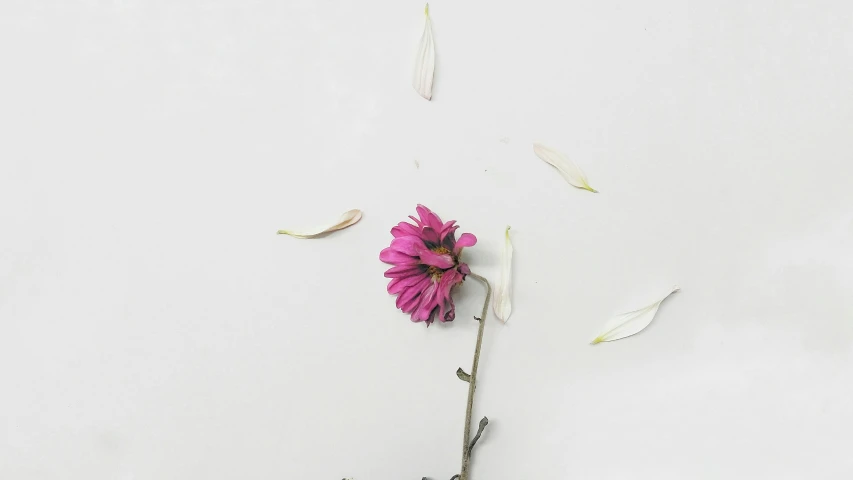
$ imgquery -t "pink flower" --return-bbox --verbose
[380,205,477,326]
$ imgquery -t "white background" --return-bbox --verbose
[2,1,853,479]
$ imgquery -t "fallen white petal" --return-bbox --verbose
[412,3,435,100]
[493,226,513,322]
[277,209,362,239]
[533,143,597,193]
[591,286,680,344]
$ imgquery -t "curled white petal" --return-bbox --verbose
[412,4,435,100]
[591,286,680,344]
[493,226,513,323]
[277,209,362,239]
[533,143,597,193]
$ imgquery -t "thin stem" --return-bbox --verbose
[459,272,491,480]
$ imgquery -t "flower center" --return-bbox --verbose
[426,266,443,279]
[425,246,455,280]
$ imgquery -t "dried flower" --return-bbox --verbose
[380,205,477,325]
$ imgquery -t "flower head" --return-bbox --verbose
[380,205,477,325]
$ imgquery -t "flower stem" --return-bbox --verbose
[459,272,491,480]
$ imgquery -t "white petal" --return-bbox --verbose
[533,143,597,193]
[493,226,513,322]
[412,4,435,100]
[591,286,680,344]
[277,209,362,239]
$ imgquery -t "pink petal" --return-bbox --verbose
[416,246,455,269]
[425,307,439,325]
[421,226,440,244]
[409,281,435,318]
[443,299,456,321]
[397,288,420,311]
[379,248,419,265]
[411,304,436,324]
[387,273,429,294]
[414,281,440,322]
[391,221,420,238]
[453,233,477,254]
[398,290,422,312]
[384,265,425,278]
[396,276,432,311]
[387,278,405,294]
[441,220,457,231]
[436,269,461,321]
[416,204,445,232]
[415,205,430,222]
[440,221,459,245]
[437,291,456,322]
[390,236,426,256]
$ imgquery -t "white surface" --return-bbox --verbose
[2,1,853,479]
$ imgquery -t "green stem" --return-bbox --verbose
[459,272,491,480]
